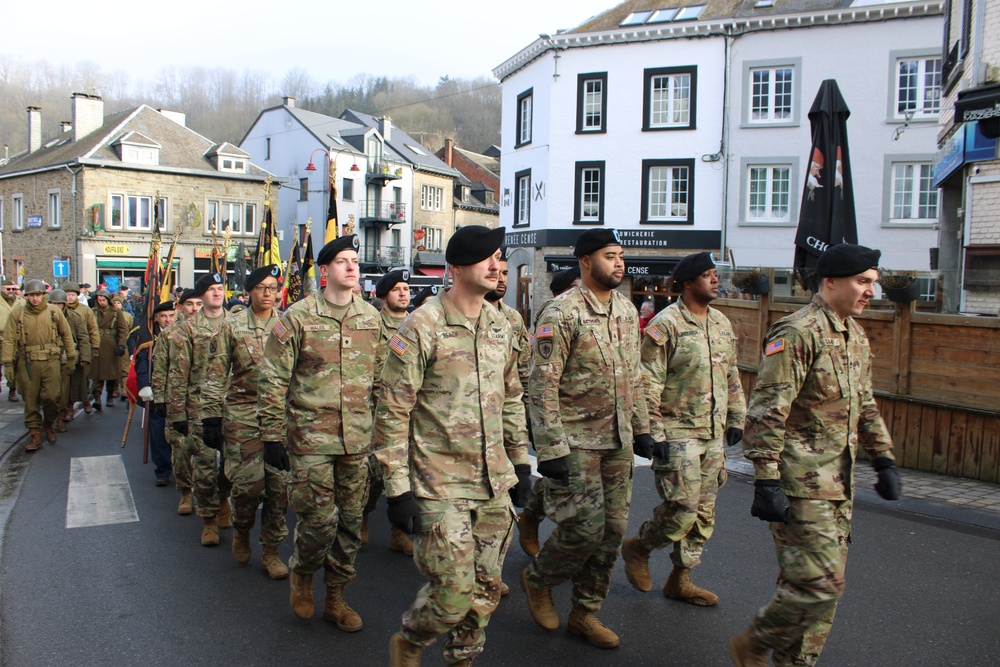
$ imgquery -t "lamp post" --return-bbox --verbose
[305,147,361,241]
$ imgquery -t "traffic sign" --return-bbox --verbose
[53,260,70,278]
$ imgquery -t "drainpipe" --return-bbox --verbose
[719,32,734,262]
[64,163,83,280]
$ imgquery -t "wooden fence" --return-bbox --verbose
[718,295,1000,483]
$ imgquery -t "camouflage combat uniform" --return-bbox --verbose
[741,295,894,666]
[257,293,381,583]
[374,290,529,664]
[203,307,287,546]
[525,283,650,612]
[635,296,745,567]
[152,320,193,492]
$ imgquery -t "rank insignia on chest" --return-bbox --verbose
[765,338,785,356]
[388,334,411,357]
[646,325,664,341]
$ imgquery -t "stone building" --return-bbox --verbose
[436,139,500,233]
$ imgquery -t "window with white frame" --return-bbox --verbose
[894,55,942,120]
[750,67,793,122]
[889,161,938,222]
[574,161,605,224]
[514,169,531,227]
[420,226,443,252]
[48,191,60,228]
[577,73,608,133]
[109,194,124,229]
[219,157,246,173]
[244,203,257,236]
[126,195,153,230]
[421,185,443,211]
[746,165,792,222]
[12,195,24,231]
[641,159,695,224]
[205,200,257,236]
[644,67,696,130]
[516,89,533,147]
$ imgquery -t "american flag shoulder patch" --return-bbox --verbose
[535,325,553,339]
[271,319,292,344]
[765,338,785,356]
[527,333,535,346]
[172,332,184,346]
[388,334,411,357]
[646,325,664,341]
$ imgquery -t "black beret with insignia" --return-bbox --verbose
[194,271,224,297]
[178,288,199,304]
[317,234,360,266]
[445,226,506,266]
[246,264,281,292]
[573,228,623,258]
[154,300,176,314]
[412,284,439,309]
[816,244,881,278]
[549,267,580,296]
[671,251,716,284]
[375,269,410,299]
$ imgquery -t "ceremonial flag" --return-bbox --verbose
[255,202,281,270]
[283,237,303,308]
[302,230,316,296]
[325,159,339,243]
[137,201,163,348]
[158,236,177,303]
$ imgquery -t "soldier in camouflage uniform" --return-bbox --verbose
[374,225,531,667]
[63,282,99,414]
[202,265,289,580]
[168,273,233,546]
[621,252,746,606]
[362,268,413,556]
[257,235,382,630]
[729,244,901,667]
[152,289,202,514]
[521,229,652,650]
[47,290,91,433]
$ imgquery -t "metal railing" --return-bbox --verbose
[359,200,407,223]
[361,244,406,266]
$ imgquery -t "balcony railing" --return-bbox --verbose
[359,200,407,225]
[361,244,406,266]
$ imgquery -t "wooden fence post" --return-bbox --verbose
[890,300,913,395]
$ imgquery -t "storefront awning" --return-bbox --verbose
[96,258,180,269]
[955,83,1000,124]
[415,267,446,278]
[413,251,446,268]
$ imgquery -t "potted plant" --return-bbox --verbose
[731,268,770,296]
[878,269,919,303]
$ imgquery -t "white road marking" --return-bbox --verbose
[66,455,139,529]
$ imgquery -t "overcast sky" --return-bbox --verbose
[6,0,616,87]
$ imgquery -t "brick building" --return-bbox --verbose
[436,139,500,232]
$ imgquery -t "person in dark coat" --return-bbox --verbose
[136,301,177,486]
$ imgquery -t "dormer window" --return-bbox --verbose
[462,186,471,203]
[220,158,246,173]
[207,142,250,174]
[112,131,161,166]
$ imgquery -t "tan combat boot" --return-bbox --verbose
[232,529,251,564]
[621,536,653,592]
[261,545,289,580]
[177,489,194,515]
[83,399,93,414]
[729,631,769,667]
[500,581,510,597]
[43,422,57,443]
[201,517,220,546]
[389,632,423,667]
[63,407,74,422]
[323,584,363,632]
[568,607,620,649]
[664,566,718,606]
[360,514,369,545]
[389,526,414,556]
[518,511,541,557]
[25,429,43,452]
[55,417,67,433]
[217,498,232,528]
[520,568,559,631]
[289,571,314,619]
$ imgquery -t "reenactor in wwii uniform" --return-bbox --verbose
[2,280,76,450]
[63,282,99,414]
[152,289,202,513]
[168,273,233,546]
[202,265,289,580]
[1,279,25,402]
[362,268,413,556]
[113,295,135,404]
[521,229,653,650]
[375,226,532,667]
[48,290,91,433]
[89,289,127,409]
[621,252,746,605]
[729,244,901,667]
[257,235,382,629]
[136,300,176,487]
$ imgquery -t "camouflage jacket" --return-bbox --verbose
[640,297,745,441]
[167,309,228,424]
[201,308,277,427]
[2,302,76,366]
[67,301,99,360]
[373,291,530,500]
[375,309,406,390]
[492,300,531,399]
[151,321,180,412]
[257,293,382,455]
[743,295,894,500]
[528,283,650,461]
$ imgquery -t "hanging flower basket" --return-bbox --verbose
[879,271,919,303]
[732,269,770,295]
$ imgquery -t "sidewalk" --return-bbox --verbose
[0,378,28,456]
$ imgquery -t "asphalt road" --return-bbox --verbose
[1,409,998,666]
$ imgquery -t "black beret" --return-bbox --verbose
[549,267,580,295]
[671,252,716,284]
[816,244,881,278]
[178,288,199,304]
[412,285,439,309]
[317,235,360,265]
[446,226,505,266]
[194,271,224,297]
[246,264,281,292]
[375,269,410,299]
[573,228,623,258]
[154,300,175,314]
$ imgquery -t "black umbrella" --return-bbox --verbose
[793,79,858,291]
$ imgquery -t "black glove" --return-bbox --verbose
[633,433,656,459]
[154,403,166,419]
[725,427,743,447]
[750,480,791,523]
[202,417,223,450]
[116,344,126,357]
[873,457,901,500]
[171,421,188,436]
[537,456,570,485]
[386,492,421,534]
[509,464,532,508]
[263,441,290,471]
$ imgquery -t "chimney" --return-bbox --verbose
[71,92,104,142]
[60,121,73,133]
[378,116,391,141]
[283,96,296,108]
[27,106,42,153]
[444,138,454,166]
[158,109,186,126]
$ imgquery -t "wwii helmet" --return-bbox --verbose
[23,280,46,295]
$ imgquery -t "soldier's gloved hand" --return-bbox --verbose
[116,345,126,357]
[171,421,188,437]
[386,492,421,534]
[263,441,290,471]
[873,457,901,500]
[154,403,166,418]
[633,433,657,460]
[751,480,791,523]
[652,441,670,459]
[202,418,223,450]
[537,456,570,485]
[138,387,154,402]
[509,464,532,508]
[725,427,743,447]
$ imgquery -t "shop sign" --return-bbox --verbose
[103,244,130,255]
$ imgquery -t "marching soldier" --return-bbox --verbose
[47,290,91,433]
[374,226,531,667]
[63,282,99,414]
[621,252,746,605]
[168,273,233,546]
[2,280,76,450]
[113,295,135,404]
[410,285,438,310]
[257,235,382,629]
[89,289,127,409]
[521,229,653,650]
[1,278,24,402]
[729,244,901,667]
[136,301,176,486]
[202,265,289,580]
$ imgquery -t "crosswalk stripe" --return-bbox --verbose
[66,455,140,529]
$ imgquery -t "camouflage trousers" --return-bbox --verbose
[167,423,193,491]
[363,453,384,516]
[17,358,60,429]
[402,494,516,665]
[749,497,852,667]
[223,421,289,545]
[190,420,232,518]
[525,446,633,612]
[287,452,368,585]
[636,436,727,568]
[522,475,548,521]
